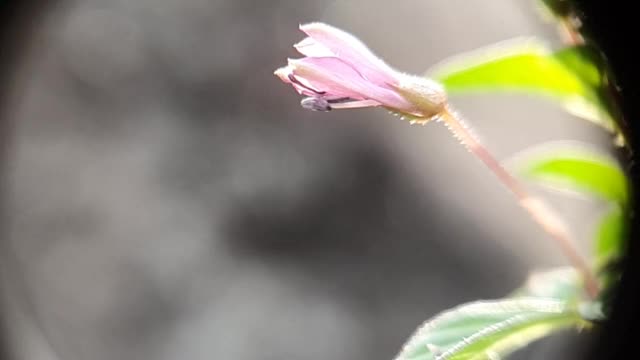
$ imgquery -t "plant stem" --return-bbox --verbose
[439,105,599,299]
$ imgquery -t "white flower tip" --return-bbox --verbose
[299,22,346,37]
[273,67,292,81]
[299,22,325,32]
[293,36,313,49]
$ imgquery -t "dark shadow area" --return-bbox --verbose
[573,1,640,358]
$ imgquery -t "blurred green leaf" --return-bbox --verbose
[595,206,627,270]
[514,146,627,204]
[510,267,584,303]
[428,39,618,134]
[552,46,602,88]
[394,298,588,360]
[538,0,575,18]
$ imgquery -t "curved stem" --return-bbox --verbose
[439,105,599,299]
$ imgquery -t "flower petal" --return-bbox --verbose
[300,97,381,111]
[275,65,325,97]
[274,66,293,84]
[328,99,380,109]
[294,37,334,57]
[289,57,413,110]
[299,22,397,85]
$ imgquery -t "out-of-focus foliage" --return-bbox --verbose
[393,2,630,356]
[421,2,630,304]
[595,207,627,271]
[428,40,623,142]
[510,267,584,304]
[515,147,628,204]
[394,298,589,360]
[538,0,575,18]
[513,145,629,278]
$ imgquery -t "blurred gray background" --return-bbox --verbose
[1,0,615,359]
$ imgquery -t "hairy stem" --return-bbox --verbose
[439,105,599,299]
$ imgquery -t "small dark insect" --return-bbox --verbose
[301,97,331,111]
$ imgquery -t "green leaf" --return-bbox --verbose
[514,146,628,204]
[394,298,588,360]
[510,267,584,303]
[538,0,575,18]
[552,46,602,88]
[428,39,617,134]
[595,206,627,270]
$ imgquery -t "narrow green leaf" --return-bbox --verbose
[595,206,627,270]
[514,146,628,204]
[428,39,617,134]
[394,298,587,360]
[510,267,584,303]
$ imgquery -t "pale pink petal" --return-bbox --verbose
[328,99,381,109]
[293,37,334,57]
[290,81,321,96]
[289,57,412,110]
[300,97,381,111]
[275,65,325,97]
[299,22,397,85]
[274,66,293,84]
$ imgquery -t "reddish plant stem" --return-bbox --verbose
[440,105,599,299]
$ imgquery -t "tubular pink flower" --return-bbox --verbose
[274,22,446,119]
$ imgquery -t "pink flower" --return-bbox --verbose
[274,22,447,119]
